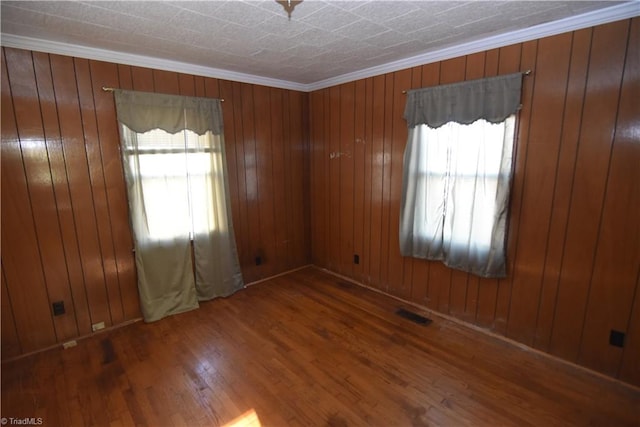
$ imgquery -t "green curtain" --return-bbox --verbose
[115,90,244,322]
[400,73,524,278]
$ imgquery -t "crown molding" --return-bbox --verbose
[307,1,640,91]
[0,34,309,92]
[1,2,638,93]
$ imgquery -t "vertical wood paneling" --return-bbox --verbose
[318,89,329,270]
[328,86,341,274]
[339,83,355,278]
[368,76,385,289]
[353,80,366,283]
[291,91,307,267]
[152,70,179,95]
[2,48,310,360]
[301,92,311,265]
[549,20,629,362]
[362,79,374,287]
[91,61,140,321]
[1,48,57,352]
[579,18,639,376]
[1,264,21,357]
[50,53,112,328]
[240,83,261,283]
[493,42,529,335]
[270,88,287,274]
[388,69,411,299]
[33,52,93,337]
[621,274,640,385]
[282,90,294,269]
[204,77,220,99]
[506,34,572,344]
[225,81,250,276]
[6,49,79,341]
[75,58,123,327]
[194,76,206,97]
[308,18,640,386]
[217,80,309,281]
[378,74,394,292]
[534,28,593,351]
[131,66,154,92]
[178,73,196,96]
[254,85,277,278]
[118,64,133,90]
[310,90,326,266]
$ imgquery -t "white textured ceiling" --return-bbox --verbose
[0,1,633,88]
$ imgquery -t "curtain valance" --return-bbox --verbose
[404,72,523,129]
[114,89,223,135]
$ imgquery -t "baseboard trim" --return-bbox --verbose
[1,317,143,364]
[314,265,640,393]
[244,264,314,288]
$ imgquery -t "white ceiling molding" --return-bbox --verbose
[1,2,638,93]
[0,33,309,92]
[307,1,640,91]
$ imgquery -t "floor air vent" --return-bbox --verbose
[396,308,432,326]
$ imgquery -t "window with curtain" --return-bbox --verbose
[114,90,244,322]
[400,72,524,278]
[125,129,220,241]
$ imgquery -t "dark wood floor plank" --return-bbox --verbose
[2,267,638,426]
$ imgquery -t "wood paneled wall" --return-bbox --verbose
[1,47,310,359]
[309,18,640,386]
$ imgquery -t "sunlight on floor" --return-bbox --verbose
[223,409,262,427]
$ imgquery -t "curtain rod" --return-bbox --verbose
[101,86,224,102]
[401,69,532,94]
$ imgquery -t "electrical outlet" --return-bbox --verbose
[92,321,105,332]
[609,330,625,348]
[52,301,65,316]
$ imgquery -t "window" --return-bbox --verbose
[400,72,523,277]
[125,129,219,241]
[417,117,515,253]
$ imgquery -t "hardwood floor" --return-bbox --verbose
[2,267,639,426]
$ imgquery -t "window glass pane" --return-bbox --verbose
[446,119,507,251]
[416,118,513,252]
[137,152,191,240]
[128,129,216,241]
[187,151,217,235]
